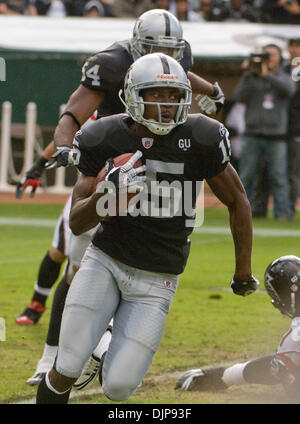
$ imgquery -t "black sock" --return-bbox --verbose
[46,276,70,346]
[32,251,63,306]
[36,374,71,404]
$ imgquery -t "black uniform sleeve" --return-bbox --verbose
[73,129,104,177]
[180,40,193,73]
[203,122,231,180]
[80,53,113,92]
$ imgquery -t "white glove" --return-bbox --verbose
[195,82,225,115]
[104,150,146,194]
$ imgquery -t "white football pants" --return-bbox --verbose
[55,244,179,401]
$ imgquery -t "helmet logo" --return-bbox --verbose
[264,273,281,303]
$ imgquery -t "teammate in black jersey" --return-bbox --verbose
[36,53,258,404]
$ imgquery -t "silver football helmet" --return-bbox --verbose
[120,53,192,135]
[131,9,185,62]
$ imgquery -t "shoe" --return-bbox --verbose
[175,367,228,391]
[26,355,55,386]
[73,354,101,390]
[15,301,46,325]
[74,324,113,391]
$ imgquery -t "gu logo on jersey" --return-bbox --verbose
[142,138,154,149]
[164,280,172,288]
[178,138,191,151]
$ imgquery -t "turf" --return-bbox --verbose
[0,203,299,404]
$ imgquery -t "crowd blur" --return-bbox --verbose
[1,0,300,23]
[225,38,300,221]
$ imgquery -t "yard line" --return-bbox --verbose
[1,217,300,237]
[195,226,300,237]
[0,217,57,227]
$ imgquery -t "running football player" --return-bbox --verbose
[36,52,258,404]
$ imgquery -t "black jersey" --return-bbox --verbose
[80,40,193,117]
[74,114,230,275]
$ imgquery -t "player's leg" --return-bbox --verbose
[36,245,120,403]
[27,228,97,386]
[102,265,179,401]
[265,140,292,219]
[16,195,72,326]
[15,248,66,326]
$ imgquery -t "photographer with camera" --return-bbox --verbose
[235,44,296,221]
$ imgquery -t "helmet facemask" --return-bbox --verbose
[131,35,186,62]
[127,84,191,135]
[120,53,192,136]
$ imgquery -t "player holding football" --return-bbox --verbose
[35,52,259,404]
[17,9,226,387]
[176,255,300,403]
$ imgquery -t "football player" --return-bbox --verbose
[18,9,225,386]
[36,52,258,404]
[176,255,300,403]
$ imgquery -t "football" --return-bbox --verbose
[95,153,144,216]
[95,153,143,187]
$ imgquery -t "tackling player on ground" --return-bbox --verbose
[176,255,300,403]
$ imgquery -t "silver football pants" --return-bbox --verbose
[55,244,179,401]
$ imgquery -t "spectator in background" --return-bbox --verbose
[152,0,171,8]
[98,0,113,16]
[32,0,85,16]
[0,0,37,14]
[235,44,296,221]
[251,39,300,218]
[224,0,260,22]
[261,0,300,24]
[83,0,105,17]
[286,38,300,217]
[252,38,300,219]
[109,0,154,17]
[169,0,203,21]
[198,0,229,21]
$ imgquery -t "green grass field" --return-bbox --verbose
[1,202,299,405]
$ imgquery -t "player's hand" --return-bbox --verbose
[195,82,225,115]
[15,157,47,199]
[45,145,73,169]
[230,275,260,296]
[104,150,146,194]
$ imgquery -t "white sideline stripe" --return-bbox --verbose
[1,217,300,237]
[0,217,57,227]
[195,226,300,237]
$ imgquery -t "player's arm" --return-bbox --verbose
[54,85,104,150]
[187,71,225,115]
[69,173,104,235]
[45,86,104,170]
[207,163,259,295]
[176,355,294,391]
[15,140,57,199]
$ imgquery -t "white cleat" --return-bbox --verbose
[73,354,101,391]
[74,324,113,391]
